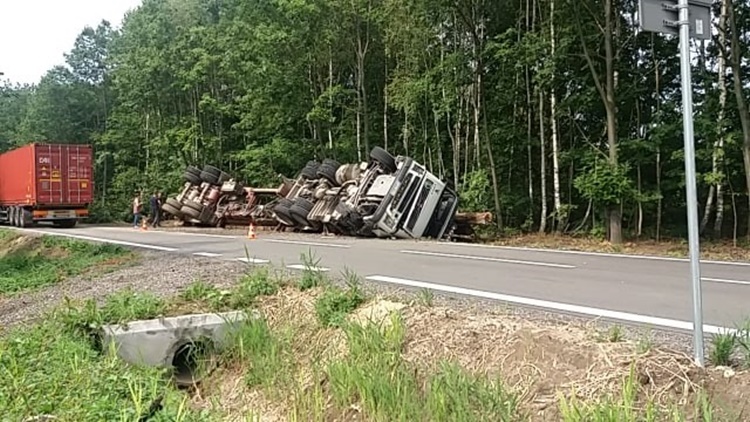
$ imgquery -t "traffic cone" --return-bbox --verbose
[247,223,257,240]
[141,218,148,231]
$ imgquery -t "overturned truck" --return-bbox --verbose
[162,147,465,240]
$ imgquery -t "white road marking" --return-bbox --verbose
[15,228,179,252]
[286,264,330,272]
[400,250,576,269]
[702,277,750,286]
[193,252,223,258]
[95,227,238,239]
[236,257,270,264]
[429,241,750,267]
[365,275,736,336]
[264,239,351,249]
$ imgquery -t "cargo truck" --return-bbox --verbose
[0,143,93,228]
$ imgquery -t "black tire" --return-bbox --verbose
[19,208,30,228]
[183,200,204,212]
[316,159,340,186]
[186,165,201,175]
[181,204,203,220]
[162,202,182,217]
[200,170,220,185]
[370,146,397,173]
[9,206,17,227]
[300,161,319,180]
[202,165,221,177]
[166,197,183,209]
[273,198,295,226]
[184,170,202,185]
[289,198,315,228]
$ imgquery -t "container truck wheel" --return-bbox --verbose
[370,146,397,173]
[289,198,316,229]
[273,198,295,226]
[183,168,202,185]
[9,206,18,227]
[162,202,182,217]
[200,170,221,186]
[181,203,204,220]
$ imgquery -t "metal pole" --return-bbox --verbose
[677,0,704,367]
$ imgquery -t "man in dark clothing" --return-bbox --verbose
[149,192,162,228]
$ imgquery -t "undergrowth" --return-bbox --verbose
[0,232,132,294]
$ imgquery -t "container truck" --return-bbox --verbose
[0,143,93,228]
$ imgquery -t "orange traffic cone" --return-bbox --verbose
[247,223,257,240]
[141,218,148,231]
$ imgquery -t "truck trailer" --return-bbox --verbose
[0,143,93,228]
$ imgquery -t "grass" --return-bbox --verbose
[0,240,743,421]
[0,231,133,295]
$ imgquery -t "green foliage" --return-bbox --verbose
[0,235,131,295]
[298,249,327,291]
[574,158,636,207]
[710,331,737,367]
[314,282,366,327]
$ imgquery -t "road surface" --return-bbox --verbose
[12,225,750,334]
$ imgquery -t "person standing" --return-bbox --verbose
[132,192,142,228]
[150,191,162,228]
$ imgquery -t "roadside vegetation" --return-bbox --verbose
[0,229,134,295]
[1,243,749,421]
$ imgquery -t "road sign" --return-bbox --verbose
[638,0,712,367]
[638,0,713,40]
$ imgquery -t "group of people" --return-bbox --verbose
[132,191,163,228]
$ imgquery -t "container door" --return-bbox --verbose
[65,145,93,204]
[35,144,64,205]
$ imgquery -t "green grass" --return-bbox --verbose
[0,233,132,294]
[314,278,366,327]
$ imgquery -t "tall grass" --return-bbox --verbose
[0,234,132,294]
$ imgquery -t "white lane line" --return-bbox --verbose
[286,264,330,272]
[15,228,179,252]
[264,239,351,249]
[95,227,238,239]
[236,257,270,264]
[400,250,576,269]
[432,242,750,267]
[193,252,223,258]
[365,275,736,336]
[703,277,750,286]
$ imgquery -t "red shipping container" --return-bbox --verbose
[0,143,93,226]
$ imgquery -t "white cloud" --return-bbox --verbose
[0,0,142,85]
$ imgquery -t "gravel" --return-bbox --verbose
[0,251,248,331]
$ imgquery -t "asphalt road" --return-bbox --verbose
[13,224,750,333]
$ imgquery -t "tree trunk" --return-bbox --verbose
[550,0,562,231]
[714,0,728,237]
[539,88,547,233]
[727,0,750,239]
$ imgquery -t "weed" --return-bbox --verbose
[298,249,326,290]
[417,288,434,307]
[315,283,366,327]
[230,267,279,308]
[636,331,654,354]
[710,331,737,367]
[597,324,624,343]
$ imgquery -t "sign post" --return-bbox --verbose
[637,0,712,367]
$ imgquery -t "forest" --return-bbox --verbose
[0,0,748,245]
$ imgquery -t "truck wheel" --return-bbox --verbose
[218,172,231,184]
[181,205,203,220]
[316,159,341,186]
[162,202,182,217]
[370,146,397,173]
[18,209,30,228]
[300,161,319,180]
[289,198,315,228]
[9,206,18,227]
[200,170,221,186]
[202,165,222,178]
[273,198,295,226]
[183,168,202,185]
[183,199,204,212]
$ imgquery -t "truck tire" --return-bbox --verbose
[199,171,219,186]
[289,198,315,228]
[181,204,203,220]
[300,161,319,180]
[166,197,183,209]
[19,208,31,228]
[218,171,231,184]
[183,168,202,185]
[162,201,182,217]
[370,146,397,173]
[183,199,204,212]
[273,198,295,226]
[9,206,18,227]
[317,159,341,186]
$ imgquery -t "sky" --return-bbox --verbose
[0,0,143,85]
